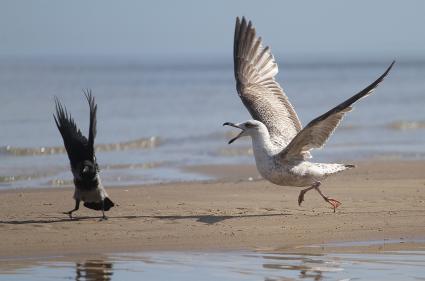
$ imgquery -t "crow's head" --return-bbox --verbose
[80,160,97,181]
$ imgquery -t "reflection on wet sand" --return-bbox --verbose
[75,259,113,281]
[264,262,324,280]
[1,244,425,281]
[261,253,342,281]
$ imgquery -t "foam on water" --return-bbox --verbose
[0,136,159,156]
[388,120,425,130]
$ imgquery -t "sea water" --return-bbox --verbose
[0,58,424,189]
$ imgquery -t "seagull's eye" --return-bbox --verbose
[245,123,256,128]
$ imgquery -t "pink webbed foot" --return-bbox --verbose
[326,198,341,212]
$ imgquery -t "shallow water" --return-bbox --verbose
[1,242,425,280]
[1,58,425,189]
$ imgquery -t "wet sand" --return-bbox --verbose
[0,160,424,258]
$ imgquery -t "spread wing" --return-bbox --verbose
[234,16,302,148]
[54,92,96,167]
[279,61,395,160]
[84,89,97,159]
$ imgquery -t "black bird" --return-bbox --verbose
[54,90,114,220]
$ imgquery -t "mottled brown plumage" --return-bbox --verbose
[226,17,395,211]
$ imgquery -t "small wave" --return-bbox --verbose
[0,136,160,157]
[48,179,74,186]
[217,147,253,157]
[160,131,232,146]
[96,137,160,151]
[0,173,51,184]
[101,162,163,170]
[388,121,425,131]
[0,160,164,185]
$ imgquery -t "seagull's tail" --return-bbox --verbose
[322,163,356,176]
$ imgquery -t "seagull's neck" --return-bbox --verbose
[250,128,277,157]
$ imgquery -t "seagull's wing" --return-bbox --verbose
[234,17,302,148]
[54,97,91,168]
[84,89,97,159]
[279,61,395,160]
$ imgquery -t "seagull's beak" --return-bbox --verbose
[223,122,244,144]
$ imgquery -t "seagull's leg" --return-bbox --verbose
[313,183,341,212]
[298,183,318,206]
[64,199,80,219]
[100,199,108,221]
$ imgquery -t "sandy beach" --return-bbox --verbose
[0,160,424,258]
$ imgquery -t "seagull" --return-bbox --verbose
[224,17,395,211]
[54,90,114,220]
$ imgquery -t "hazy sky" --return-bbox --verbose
[0,0,424,60]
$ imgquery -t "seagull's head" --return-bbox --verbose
[223,120,265,144]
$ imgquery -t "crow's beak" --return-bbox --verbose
[223,122,244,144]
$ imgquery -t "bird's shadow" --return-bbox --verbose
[0,213,291,225]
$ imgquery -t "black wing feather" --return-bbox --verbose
[84,89,97,158]
[54,96,91,168]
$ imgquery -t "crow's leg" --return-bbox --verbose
[64,199,80,219]
[100,199,108,221]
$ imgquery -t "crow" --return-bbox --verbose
[54,90,114,220]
